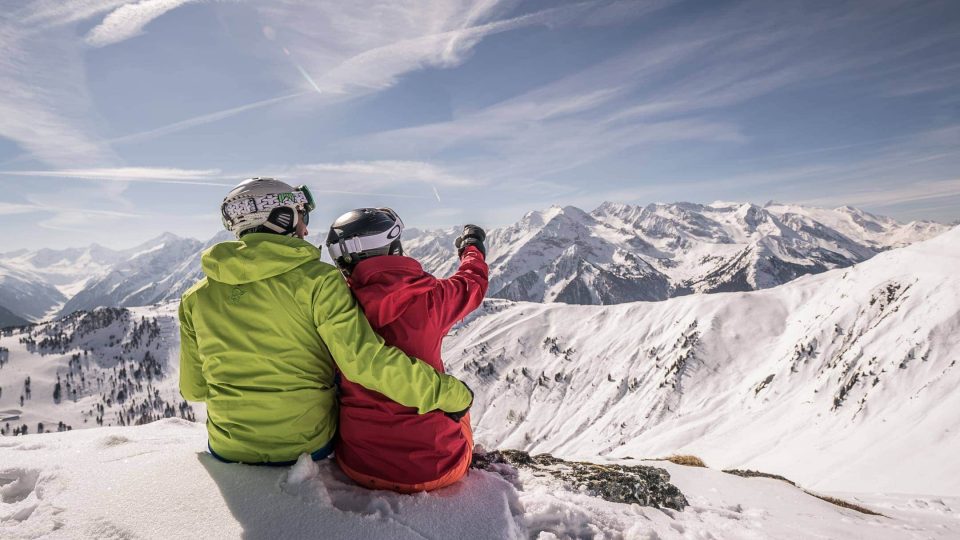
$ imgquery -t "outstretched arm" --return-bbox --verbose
[314,272,473,414]
[433,245,489,332]
[178,294,207,401]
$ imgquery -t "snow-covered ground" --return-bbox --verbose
[2,419,959,539]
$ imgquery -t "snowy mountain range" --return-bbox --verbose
[2,220,956,495]
[1,220,957,537]
[0,202,944,324]
[442,224,960,496]
[405,202,948,304]
[0,232,231,323]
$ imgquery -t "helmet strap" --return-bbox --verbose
[389,239,404,256]
[260,207,298,236]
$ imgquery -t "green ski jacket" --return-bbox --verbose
[179,233,473,463]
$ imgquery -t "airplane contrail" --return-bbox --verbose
[433,185,442,203]
[110,92,310,146]
[283,47,323,95]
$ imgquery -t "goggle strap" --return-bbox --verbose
[328,223,402,260]
[223,190,311,219]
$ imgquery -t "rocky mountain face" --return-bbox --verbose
[0,202,948,322]
[0,304,29,328]
[405,201,948,304]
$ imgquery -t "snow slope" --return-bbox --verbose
[0,305,28,329]
[443,225,960,496]
[2,419,958,539]
[0,304,198,437]
[0,264,66,323]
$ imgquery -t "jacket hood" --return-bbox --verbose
[348,255,435,327]
[201,233,321,285]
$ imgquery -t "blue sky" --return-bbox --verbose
[1,0,958,250]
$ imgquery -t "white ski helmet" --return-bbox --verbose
[220,177,316,238]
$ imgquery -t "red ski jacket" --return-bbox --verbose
[335,246,488,485]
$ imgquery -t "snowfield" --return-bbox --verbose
[2,419,959,539]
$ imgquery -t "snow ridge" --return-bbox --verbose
[406,201,949,305]
[442,226,960,495]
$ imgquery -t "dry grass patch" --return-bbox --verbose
[661,455,707,467]
[723,469,884,517]
[805,492,885,517]
[723,468,797,486]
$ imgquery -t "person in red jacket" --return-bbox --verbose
[324,207,488,493]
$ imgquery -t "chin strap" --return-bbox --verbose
[244,207,299,237]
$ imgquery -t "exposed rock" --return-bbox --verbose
[473,450,688,510]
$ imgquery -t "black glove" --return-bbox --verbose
[455,224,486,258]
[445,382,474,423]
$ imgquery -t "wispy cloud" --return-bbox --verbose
[356,32,748,183]
[20,1,132,28]
[2,162,472,199]
[316,3,595,94]
[1,167,232,186]
[796,178,960,209]
[85,0,200,48]
[257,1,597,96]
[287,160,476,187]
[0,14,115,167]
[0,0,213,167]
[346,0,960,207]
[0,201,142,218]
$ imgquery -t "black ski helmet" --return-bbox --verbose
[325,207,404,274]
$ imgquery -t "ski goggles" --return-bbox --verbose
[297,185,316,225]
[222,184,317,224]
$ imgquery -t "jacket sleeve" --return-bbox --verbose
[178,294,207,402]
[433,246,489,332]
[314,271,473,414]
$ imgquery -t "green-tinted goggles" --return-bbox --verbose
[295,184,316,213]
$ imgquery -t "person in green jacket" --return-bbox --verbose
[179,177,474,465]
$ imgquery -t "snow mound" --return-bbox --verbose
[2,419,959,539]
